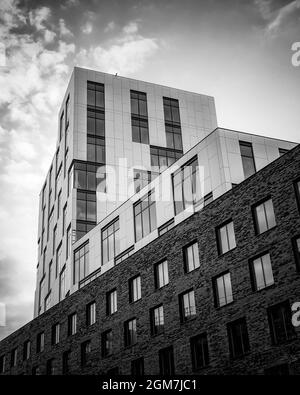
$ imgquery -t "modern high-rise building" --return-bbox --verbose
[0,67,299,375]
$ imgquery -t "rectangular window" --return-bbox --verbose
[131,90,149,144]
[227,318,250,358]
[216,220,236,255]
[295,179,300,211]
[213,272,233,307]
[86,301,96,326]
[292,236,300,272]
[163,97,180,124]
[44,292,51,311]
[150,304,164,336]
[59,112,64,141]
[68,313,77,336]
[0,355,5,374]
[63,204,67,236]
[267,300,296,345]
[51,323,60,345]
[23,340,31,361]
[183,242,200,273]
[250,253,274,291]
[239,141,256,178]
[102,218,120,265]
[66,224,71,260]
[106,289,117,316]
[11,348,18,368]
[81,340,91,367]
[87,81,104,109]
[73,162,105,191]
[190,333,209,371]
[172,157,201,215]
[124,318,137,347]
[253,198,276,234]
[129,275,141,303]
[131,357,144,376]
[62,350,71,375]
[87,136,106,163]
[74,242,89,284]
[87,109,105,137]
[134,190,157,242]
[57,190,62,219]
[65,95,70,128]
[46,359,55,375]
[159,346,175,375]
[48,260,52,292]
[101,329,113,357]
[165,124,183,150]
[150,146,183,174]
[52,225,57,256]
[56,243,63,278]
[75,221,96,242]
[133,169,152,193]
[154,260,169,289]
[59,265,66,301]
[38,276,46,313]
[76,191,96,222]
[179,290,196,321]
[158,218,175,236]
[36,332,45,353]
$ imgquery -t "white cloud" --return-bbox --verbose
[104,21,116,33]
[29,6,51,31]
[44,29,56,43]
[81,21,93,34]
[59,18,73,37]
[123,21,139,35]
[266,0,300,34]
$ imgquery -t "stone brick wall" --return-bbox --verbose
[1,144,300,375]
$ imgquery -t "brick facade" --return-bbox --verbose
[1,144,300,375]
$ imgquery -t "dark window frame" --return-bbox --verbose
[213,271,233,308]
[183,240,200,273]
[124,317,137,348]
[252,196,276,235]
[227,317,250,359]
[159,345,175,375]
[249,251,274,291]
[267,300,296,345]
[292,235,300,272]
[154,259,169,289]
[216,219,236,256]
[129,274,142,303]
[190,333,210,371]
[150,304,164,336]
[179,289,196,322]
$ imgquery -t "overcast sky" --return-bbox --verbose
[0,0,299,340]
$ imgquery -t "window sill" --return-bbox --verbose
[215,300,235,310]
[180,316,197,324]
[254,283,276,293]
[218,247,237,259]
[255,225,277,237]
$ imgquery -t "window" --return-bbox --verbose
[253,198,276,234]
[57,190,62,219]
[163,97,180,124]
[190,333,209,371]
[131,118,149,144]
[213,272,233,307]
[74,242,89,284]
[159,346,175,375]
[38,276,46,313]
[75,221,96,242]
[101,329,113,357]
[179,290,196,321]
[163,97,182,150]
[51,323,60,345]
[87,81,104,109]
[106,289,117,315]
[134,190,157,242]
[11,348,18,368]
[68,165,73,196]
[36,332,45,353]
[154,260,169,289]
[292,236,300,272]
[47,208,54,241]
[44,292,51,311]
[239,141,256,178]
[81,340,91,367]
[62,350,71,375]
[23,340,31,361]
[124,318,137,347]
[0,355,5,374]
[130,90,149,144]
[56,243,63,277]
[52,225,57,256]
[250,253,274,291]
[267,300,296,345]
[86,301,96,326]
[133,169,152,193]
[76,191,96,222]
[87,136,106,163]
[279,148,289,156]
[129,275,141,303]
[46,359,55,375]
[74,162,105,191]
[183,242,200,273]
[150,304,164,336]
[68,313,77,336]
[131,357,144,376]
[59,265,66,301]
[48,260,52,291]
[216,220,236,255]
[63,204,67,236]
[172,157,201,215]
[66,224,71,260]
[227,318,250,358]
[102,218,120,265]
[264,363,289,376]
[87,109,105,137]
[295,179,300,211]
[165,124,183,150]
[150,146,182,174]
[65,95,70,128]
[158,218,175,236]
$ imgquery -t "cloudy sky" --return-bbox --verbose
[0,0,299,340]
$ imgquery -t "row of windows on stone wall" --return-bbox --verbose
[1,297,296,375]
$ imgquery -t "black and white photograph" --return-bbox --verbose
[0,0,299,381]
